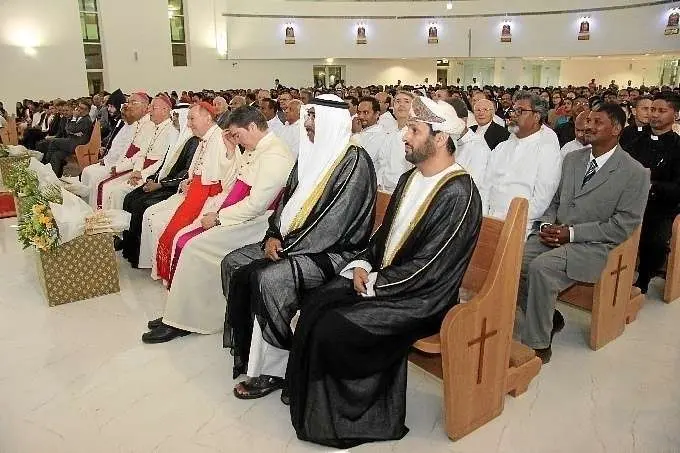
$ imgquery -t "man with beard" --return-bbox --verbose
[482,91,562,236]
[351,96,389,162]
[221,94,376,400]
[287,96,482,448]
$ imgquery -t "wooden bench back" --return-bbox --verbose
[7,115,18,145]
[74,120,101,170]
[373,190,391,233]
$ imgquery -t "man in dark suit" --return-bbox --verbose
[43,98,93,176]
[470,98,510,150]
[516,103,650,363]
[626,92,680,293]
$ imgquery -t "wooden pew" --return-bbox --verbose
[372,190,391,232]
[74,120,101,172]
[663,215,680,303]
[6,115,19,145]
[408,198,540,440]
[558,226,644,350]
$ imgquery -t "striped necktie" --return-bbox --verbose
[582,159,598,187]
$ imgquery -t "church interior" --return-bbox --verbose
[1,0,680,452]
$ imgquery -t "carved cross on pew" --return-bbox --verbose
[610,254,628,307]
[83,145,99,165]
[468,317,498,385]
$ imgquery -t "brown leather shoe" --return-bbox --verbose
[534,347,552,364]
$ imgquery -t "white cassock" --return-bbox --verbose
[138,124,238,280]
[81,120,134,206]
[275,121,301,158]
[352,123,389,162]
[482,128,562,236]
[378,111,398,133]
[455,129,491,208]
[101,118,179,210]
[162,132,295,334]
[374,128,412,193]
[95,116,156,209]
[267,116,285,136]
[561,139,589,158]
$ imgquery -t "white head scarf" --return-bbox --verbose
[279,94,352,236]
[410,96,466,139]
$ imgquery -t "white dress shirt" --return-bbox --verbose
[482,128,562,236]
[375,128,412,193]
[560,139,590,158]
[352,123,389,162]
[267,116,285,136]
[456,129,491,208]
[378,111,398,133]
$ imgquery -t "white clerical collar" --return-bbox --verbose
[252,131,275,152]
[650,134,659,141]
[458,129,478,145]
[589,146,616,169]
[476,121,492,134]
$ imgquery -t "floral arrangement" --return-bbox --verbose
[5,160,38,198]
[18,201,61,251]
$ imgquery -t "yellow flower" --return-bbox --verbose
[38,214,52,226]
[32,204,45,215]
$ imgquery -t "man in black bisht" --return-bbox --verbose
[221,95,377,400]
[627,92,680,293]
[120,133,200,267]
[287,96,482,448]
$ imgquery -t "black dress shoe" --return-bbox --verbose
[534,347,552,364]
[113,236,124,251]
[552,310,565,340]
[233,375,285,400]
[280,385,290,406]
[141,324,190,344]
[147,317,163,330]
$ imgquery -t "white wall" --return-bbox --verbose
[225,1,680,59]
[559,58,664,87]
[0,0,87,110]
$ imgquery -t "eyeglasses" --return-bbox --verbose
[508,107,538,116]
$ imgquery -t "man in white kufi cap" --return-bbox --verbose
[286,95,484,448]
[221,94,378,400]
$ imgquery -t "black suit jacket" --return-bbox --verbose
[471,122,510,151]
[64,115,93,145]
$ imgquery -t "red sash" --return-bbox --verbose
[96,170,131,208]
[156,175,223,282]
[143,158,157,168]
[125,143,140,158]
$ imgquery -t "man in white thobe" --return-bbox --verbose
[138,103,238,282]
[447,98,491,208]
[101,95,179,210]
[482,91,562,236]
[374,91,414,192]
[94,93,156,209]
[351,97,390,163]
[276,100,301,158]
[561,111,591,157]
[141,106,295,343]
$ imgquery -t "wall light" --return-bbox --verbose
[326,57,334,64]
[216,32,227,57]
[23,47,37,56]
[446,2,453,10]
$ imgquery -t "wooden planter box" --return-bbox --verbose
[35,233,120,306]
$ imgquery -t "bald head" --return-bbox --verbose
[473,99,495,126]
[575,111,589,145]
[188,104,215,138]
[213,96,228,114]
[285,99,302,125]
[374,92,390,114]
[124,92,150,122]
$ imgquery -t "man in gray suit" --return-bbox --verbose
[516,103,650,363]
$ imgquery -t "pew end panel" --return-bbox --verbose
[663,214,680,303]
[558,226,644,350]
[74,120,101,172]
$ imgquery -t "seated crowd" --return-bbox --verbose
[2,80,679,447]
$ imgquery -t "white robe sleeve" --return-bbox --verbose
[140,127,179,180]
[528,145,562,224]
[377,132,411,193]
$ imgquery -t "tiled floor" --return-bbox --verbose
[1,217,679,453]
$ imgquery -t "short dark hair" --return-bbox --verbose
[261,98,278,112]
[445,98,469,119]
[653,92,680,112]
[632,95,653,107]
[592,102,626,130]
[344,96,359,108]
[226,105,268,131]
[358,96,380,113]
[426,124,456,154]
